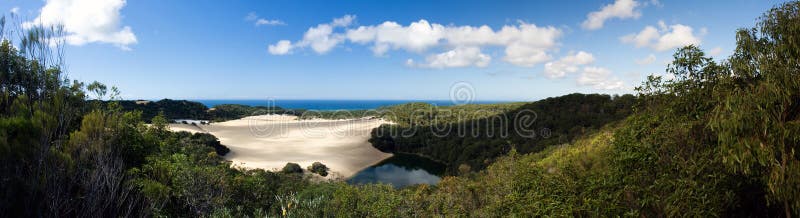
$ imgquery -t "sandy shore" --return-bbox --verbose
[168,114,392,178]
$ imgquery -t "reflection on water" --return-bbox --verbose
[348,153,446,188]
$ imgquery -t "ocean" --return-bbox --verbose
[192,99,511,110]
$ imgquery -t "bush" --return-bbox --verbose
[282,163,303,174]
[308,162,329,177]
[190,133,230,156]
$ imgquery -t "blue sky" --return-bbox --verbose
[0,0,789,101]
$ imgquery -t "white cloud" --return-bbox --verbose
[256,19,285,26]
[708,46,723,56]
[495,23,562,66]
[268,15,354,55]
[543,52,625,90]
[346,20,446,55]
[503,43,551,67]
[23,0,137,50]
[245,12,286,26]
[635,54,656,65]
[543,51,595,78]
[621,26,659,47]
[442,25,496,46]
[582,0,641,30]
[578,67,625,90]
[622,22,702,51]
[346,20,560,66]
[10,7,19,14]
[657,20,667,31]
[298,23,344,54]
[272,16,562,68]
[268,40,293,55]
[332,14,355,27]
[410,46,491,68]
[654,24,701,51]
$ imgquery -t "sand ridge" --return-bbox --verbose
[168,114,393,178]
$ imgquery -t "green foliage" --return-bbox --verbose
[190,132,230,156]
[281,162,303,174]
[370,93,635,173]
[105,99,211,122]
[709,1,800,215]
[603,2,800,216]
[207,104,289,121]
[308,162,329,177]
[325,183,402,217]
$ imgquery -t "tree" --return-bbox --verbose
[282,163,303,174]
[308,162,329,177]
[710,2,800,216]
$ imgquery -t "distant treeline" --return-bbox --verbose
[369,93,636,173]
[207,104,293,121]
[103,99,389,122]
[95,99,211,121]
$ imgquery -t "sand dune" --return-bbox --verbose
[168,115,392,178]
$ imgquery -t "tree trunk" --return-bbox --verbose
[786,200,791,218]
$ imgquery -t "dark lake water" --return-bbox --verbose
[348,153,446,188]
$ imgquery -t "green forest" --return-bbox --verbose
[369,93,635,173]
[1,2,799,217]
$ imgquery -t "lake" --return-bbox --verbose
[347,153,446,188]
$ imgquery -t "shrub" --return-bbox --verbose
[307,162,329,177]
[282,163,303,174]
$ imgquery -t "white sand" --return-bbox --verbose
[168,114,392,178]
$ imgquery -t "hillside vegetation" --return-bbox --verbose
[369,94,635,173]
[104,99,211,121]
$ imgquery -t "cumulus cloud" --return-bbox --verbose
[443,22,563,66]
[635,54,656,65]
[578,67,625,90]
[272,16,563,68]
[409,46,491,68]
[272,17,562,68]
[245,12,286,26]
[268,40,293,55]
[496,23,562,66]
[332,14,355,27]
[543,51,595,78]
[346,20,446,55]
[299,23,343,53]
[622,26,659,47]
[582,0,641,30]
[267,15,355,54]
[543,52,625,90]
[23,0,137,50]
[621,22,702,51]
